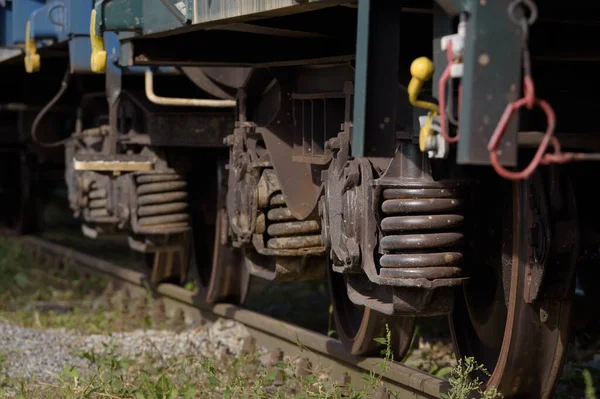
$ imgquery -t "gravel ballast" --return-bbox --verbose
[0,318,253,382]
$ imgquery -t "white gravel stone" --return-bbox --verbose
[0,318,252,382]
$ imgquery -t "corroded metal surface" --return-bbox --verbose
[449,171,576,399]
[225,121,326,281]
[322,133,467,317]
[133,172,191,235]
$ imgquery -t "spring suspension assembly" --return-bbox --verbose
[129,170,191,284]
[132,172,191,235]
[323,134,467,316]
[378,186,464,278]
[254,169,323,254]
[87,184,107,215]
[75,170,122,237]
[375,144,467,315]
[241,166,326,281]
[84,179,110,219]
[63,93,192,284]
[226,124,326,281]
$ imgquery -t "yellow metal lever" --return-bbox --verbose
[24,21,40,73]
[408,57,439,113]
[90,9,107,73]
[419,114,435,153]
[408,57,440,152]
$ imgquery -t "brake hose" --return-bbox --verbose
[31,67,72,147]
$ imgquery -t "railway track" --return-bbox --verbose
[14,234,448,399]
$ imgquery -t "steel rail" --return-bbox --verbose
[17,235,447,399]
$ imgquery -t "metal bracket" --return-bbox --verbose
[456,0,521,166]
[73,154,154,172]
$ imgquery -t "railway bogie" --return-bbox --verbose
[1,1,599,397]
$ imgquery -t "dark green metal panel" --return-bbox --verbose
[351,0,402,158]
[96,0,144,32]
[142,0,192,34]
[456,0,521,166]
[96,0,192,34]
[351,0,370,157]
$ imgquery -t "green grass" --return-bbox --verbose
[0,236,163,334]
[7,346,380,399]
[440,357,503,399]
[3,233,592,399]
[0,315,403,399]
[0,236,403,398]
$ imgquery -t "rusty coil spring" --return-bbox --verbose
[136,173,191,234]
[265,193,323,250]
[87,182,109,217]
[379,187,464,280]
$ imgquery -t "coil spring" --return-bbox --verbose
[87,182,109,218]
[136,173,191,234]
[265,193,323,250]
[379,187,464,280]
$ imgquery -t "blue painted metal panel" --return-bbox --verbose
[29,0,92,43]
[65,0,91,37]
[68,35,92,73]
[30,1,63,40]
[0,3,13,45]
[101,31,172,75]
[0,0,45,46]
[0,0,92,45]
[104,30,120,66]
[0,0,95,71]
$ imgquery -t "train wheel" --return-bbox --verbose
[328,266,416,359]
[449,171,576,398]
[190,156,250,305]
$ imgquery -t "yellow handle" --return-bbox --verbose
[90,9,107,73]
[419,113,436,152]
[408,57,438,113]
[24,21,40,73]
